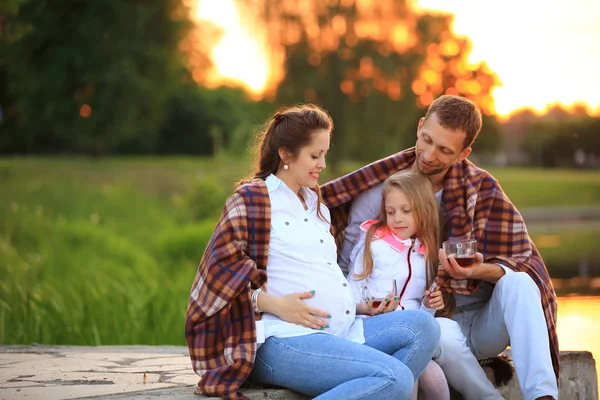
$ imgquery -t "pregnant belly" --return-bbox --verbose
[302,284,355,336]
[266,272,355,335]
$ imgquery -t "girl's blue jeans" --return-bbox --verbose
[250,309,440,400]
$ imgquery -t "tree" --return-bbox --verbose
[3,0,193,154]
[237,0,500,169]
[153,83,264,156]
[521,106,600,167]
[0,0,29,152]
[472,114,502,154]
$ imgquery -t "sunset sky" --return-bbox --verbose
[195,0,600,118]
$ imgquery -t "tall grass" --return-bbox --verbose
[0,157,599,345]
[0,158,223,345]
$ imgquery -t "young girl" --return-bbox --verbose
[348,170,453,400]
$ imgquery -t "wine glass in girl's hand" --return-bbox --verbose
[369,279,397,308]
[443,239,477,267]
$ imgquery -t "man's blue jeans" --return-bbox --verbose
[250,310,440,400]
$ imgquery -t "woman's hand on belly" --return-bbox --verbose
[258,290,331,330]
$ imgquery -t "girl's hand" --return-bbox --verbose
[424,289,445,310]
[266,290,330,330]
[381,293,400,313]
[356,293,399,316]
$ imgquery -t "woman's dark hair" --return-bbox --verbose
[238,104,334,220]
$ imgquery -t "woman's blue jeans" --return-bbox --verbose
[250,310,440,400]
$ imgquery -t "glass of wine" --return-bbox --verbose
[443,239,478,267]
[369,279,397,308]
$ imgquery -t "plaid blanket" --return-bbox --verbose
[185,180,270,399]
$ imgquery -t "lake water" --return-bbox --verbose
[557,295,600,381]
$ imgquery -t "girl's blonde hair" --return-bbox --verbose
[355,170,455,317]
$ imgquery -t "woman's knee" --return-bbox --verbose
[404,310,440,347]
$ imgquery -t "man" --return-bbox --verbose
[321,95,558,400]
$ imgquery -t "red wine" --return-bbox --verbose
[453,257,475,267]
[372,299,384,308]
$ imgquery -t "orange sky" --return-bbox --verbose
[195,0,600,118]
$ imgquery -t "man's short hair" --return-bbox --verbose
[424,95,482,149]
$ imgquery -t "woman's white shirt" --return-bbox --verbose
[260,174,364,343]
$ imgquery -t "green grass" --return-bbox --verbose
[0,157,598,346]
[485,167,600,208]
[532,228,600,279]
[0,157,226,346]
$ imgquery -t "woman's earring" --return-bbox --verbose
[283,164,289,170]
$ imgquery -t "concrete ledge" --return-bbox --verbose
[484,350,598,400]
[0,346,597,399]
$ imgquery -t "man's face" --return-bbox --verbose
[414,113,471,177]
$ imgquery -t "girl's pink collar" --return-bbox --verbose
[359,220,426,255]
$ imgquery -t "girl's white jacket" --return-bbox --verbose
[347,223,435,314]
